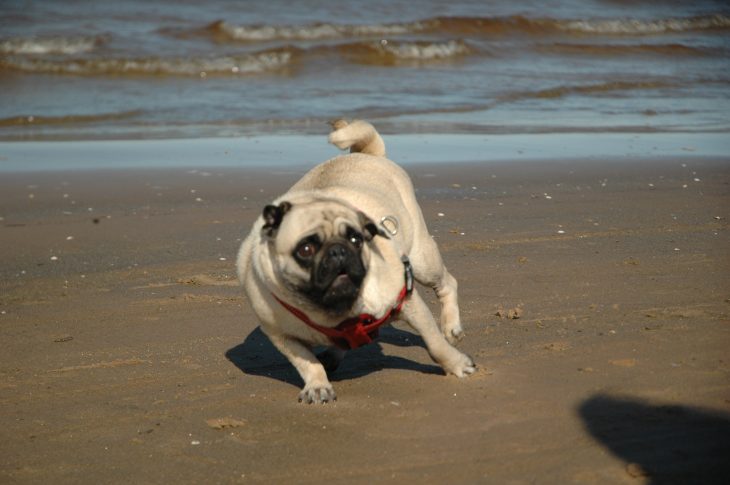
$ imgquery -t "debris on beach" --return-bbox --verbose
[609,358,637,368]
[495,307,523,319]
[544,341,570,352]
[206,417,247,430]
[508,308,522,319]
[178,274,238,287]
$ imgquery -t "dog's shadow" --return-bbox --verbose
[225,324,443,388]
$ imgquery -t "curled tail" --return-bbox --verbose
[328,119,386,157]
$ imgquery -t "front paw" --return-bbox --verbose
[444,351,476,378]
[298,384,337,404]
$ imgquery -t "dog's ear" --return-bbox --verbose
[262,201,292,237]
[358,211,390,241]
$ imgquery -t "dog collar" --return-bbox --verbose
[272,256,414,350]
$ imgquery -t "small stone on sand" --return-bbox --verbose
[206,418,247,430]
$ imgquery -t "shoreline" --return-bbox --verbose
[1,132,728,172]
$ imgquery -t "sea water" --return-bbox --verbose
[0,0,728,168]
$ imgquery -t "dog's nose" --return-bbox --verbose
[327,243,348,263]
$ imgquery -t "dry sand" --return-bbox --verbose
[1,158,729,484]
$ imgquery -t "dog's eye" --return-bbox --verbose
[349,233,363,249]
[296,242,316,259]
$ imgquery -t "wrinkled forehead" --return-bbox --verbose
[275,201,359,248]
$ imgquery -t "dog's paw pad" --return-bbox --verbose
[298,385,337,404]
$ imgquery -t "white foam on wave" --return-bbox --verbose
[0,36,101,55]
[376,40,469,60]
[209,14,730,43]
[215,20,429,41]
[0,50,293,76]
[558,14,730,35]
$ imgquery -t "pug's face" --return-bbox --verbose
[261,200,384,314]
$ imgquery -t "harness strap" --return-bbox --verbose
[272,256,414,350]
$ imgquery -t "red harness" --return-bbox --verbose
[273,257,414,350]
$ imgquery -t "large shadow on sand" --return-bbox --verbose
[225,325,443,388]
[579,394,730,484]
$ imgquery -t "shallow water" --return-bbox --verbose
[1,0,729,142]
[0,133,726,172]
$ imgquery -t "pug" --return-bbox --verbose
[237,119,475,403]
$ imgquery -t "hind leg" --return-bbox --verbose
[409,235,464,344]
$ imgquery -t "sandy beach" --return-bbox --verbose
[1,156,729,483]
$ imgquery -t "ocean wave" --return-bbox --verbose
[0,36,104,55]
[204,14,730,43]
[338,39,470,65]
[557,14,730,35]
[500,80,673,103]
[389,80,677,116]
[207,19,432,41]
[0,48,295,76]
[297,80,676,122]
[538,42,716,57]
[434,14,730,36]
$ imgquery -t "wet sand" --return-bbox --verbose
[1,158,729,483]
